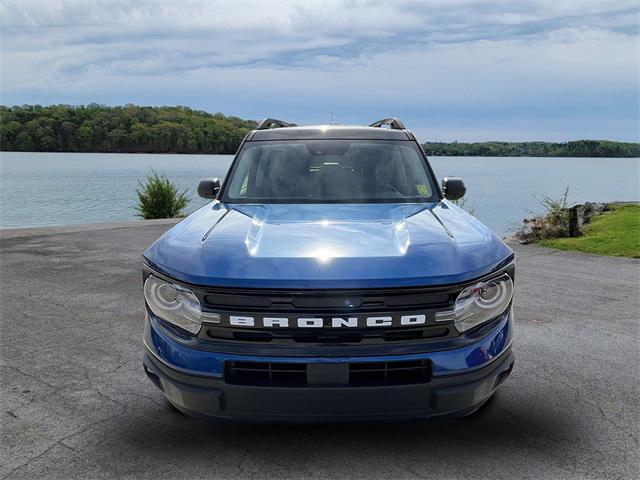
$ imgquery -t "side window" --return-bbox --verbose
[227,147,260,198]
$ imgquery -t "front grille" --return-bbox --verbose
[198,286,454,314]
[205,325,452,344]
[195,285,460,345]
[225,359,431,387]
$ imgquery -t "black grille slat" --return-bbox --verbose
[206,326,452,344]
[201,288,455,314]
[232,331,273,342]
[225,361,308,387]
[293,332,364,343]
[225,360,431,387]
[349,359,431,386]
[382,326,449,342]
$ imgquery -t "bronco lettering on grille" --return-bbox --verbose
[228,314,427,328]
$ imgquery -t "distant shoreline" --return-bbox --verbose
[1,151,638,159]
[423,140,640,158]
[2,104,639,158]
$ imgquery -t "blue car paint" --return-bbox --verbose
[145,309,513,378]
[141,125,516,420]
[144,200,513,289]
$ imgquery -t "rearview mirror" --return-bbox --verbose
[442,177,466,201]
[198,178,221,199]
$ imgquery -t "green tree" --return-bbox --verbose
[423,140,639,157]
[0,104,258,154]
[1,104,638,157]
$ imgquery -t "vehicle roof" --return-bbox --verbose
[250,125,413,141]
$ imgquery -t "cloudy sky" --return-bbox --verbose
[1,0,638,141]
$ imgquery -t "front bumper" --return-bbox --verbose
[144,347,513,421]
[143,310,514,421]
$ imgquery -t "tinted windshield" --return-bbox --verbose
[222,140,438,203]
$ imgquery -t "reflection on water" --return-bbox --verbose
[1,152,638,233]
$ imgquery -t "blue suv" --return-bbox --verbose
[142,118,515,421]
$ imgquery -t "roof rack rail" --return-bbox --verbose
[369,117,406,130]
[256,118,296,130]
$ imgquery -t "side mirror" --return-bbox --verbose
[198,178,221,199]
[442,177,466,201]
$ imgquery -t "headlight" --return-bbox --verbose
[144,275,219,334]
[435,273,513,333]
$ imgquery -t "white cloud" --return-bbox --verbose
[1,0,638,140]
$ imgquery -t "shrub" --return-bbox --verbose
[136,170,189,219]
[515,186,575,242]
[533,186,572,238]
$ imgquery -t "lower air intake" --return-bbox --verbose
[225,359,431,387]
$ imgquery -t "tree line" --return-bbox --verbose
[0,104,257,154]
[422,140,639,158]
[1,104,638,157]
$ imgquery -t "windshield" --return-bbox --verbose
[222,140,438,203]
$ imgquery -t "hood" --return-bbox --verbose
[144,201,513,289]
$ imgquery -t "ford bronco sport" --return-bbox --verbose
[142,118,515,421]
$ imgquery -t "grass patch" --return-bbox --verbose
[539,204,640,258]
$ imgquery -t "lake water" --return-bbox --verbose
[1,152,638,234]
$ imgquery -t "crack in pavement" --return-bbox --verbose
[1,412,126,480]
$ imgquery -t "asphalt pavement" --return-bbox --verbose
[1,221,638,479]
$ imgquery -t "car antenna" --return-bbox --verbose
[329,112,333,125]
